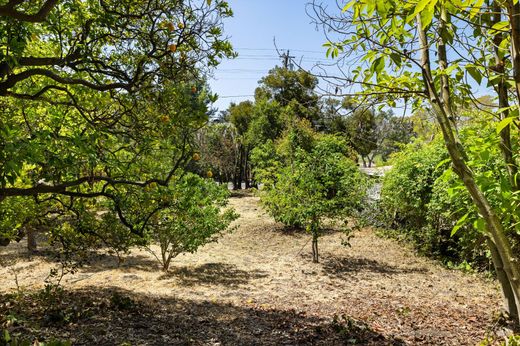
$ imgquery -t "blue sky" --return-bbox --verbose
[209,1,337,112]
[208,1,492,116]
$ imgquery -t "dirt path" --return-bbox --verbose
[0,193,503,345]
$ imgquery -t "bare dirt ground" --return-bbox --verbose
[0,192,506,345]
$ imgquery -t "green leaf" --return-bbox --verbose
[451,212,470,237]
[466,66,482,85]
[435,158,451,170]
[469,0,484,19]
[342,0,357,13]
[490,21,509,33]
[496,117,516,134]
[3,329,11,343]
[389,52,402,67]
[473,218,486,233]
[420,2,436,28]
[406,0,438,25]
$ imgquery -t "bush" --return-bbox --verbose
[379,117,519,270]
[380,137,449,230]
[144,173,238,271]
[254,133,367,262]
[379,137,485,266]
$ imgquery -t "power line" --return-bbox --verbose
[218,95,255,98]
[236,47,325,54]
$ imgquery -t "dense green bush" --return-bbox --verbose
[144,173,238,271]
[380,116,519,270]
[379,136,486,267]
[253,129,367,262]
[380,137,449,230]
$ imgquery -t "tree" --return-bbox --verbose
[227,101,254,189]
[252,121,366,263]
[144,173,237,271]
[345,106,378,167]
[372,111,415,163]
[195,122,238,184]
[255,66,320,123]
[310,0,520,323]
[0,0,235,251]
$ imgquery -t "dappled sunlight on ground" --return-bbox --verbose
[0,193,503,345]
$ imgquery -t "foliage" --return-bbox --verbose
[320,99,414,166]
[144,173,238,271]
[246,99,285,148]
[381,137,449,230]
[254,129,367,262]
[480,334,520,346]
[255,67,320,122]
[344,107,378,166]
[0,0,235,259]
[311,0,520,322]
[380,135,486,266]
[380,115,520,269]
[195,122,238,183]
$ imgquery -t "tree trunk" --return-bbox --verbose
[507,0,520,105]
[26,227,37,253]
[233,145,243,190]
[311,234,319,263]
[418,13,520,323]
[492,2,519,191]
[309,222,319,263]
[244,147,251,189]
[488,238,519,319]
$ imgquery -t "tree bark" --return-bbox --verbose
[233,145,243,190]
[244,147,251,189]
[26,227,37,253]
[488,238,519,319]
[492,2,519,191]
[418,13,520,323]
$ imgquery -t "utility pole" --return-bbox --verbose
[280,50,295,70]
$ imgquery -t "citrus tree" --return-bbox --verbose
[253,121,366,263]
[0,0,235,254]
[144,173,238,271]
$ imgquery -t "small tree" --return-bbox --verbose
[144,173,238,271]
[254,131,367,262]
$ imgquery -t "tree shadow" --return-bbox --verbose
[0,287,405,345]
[229,189,255,198]
[271,224,342,238]
[79,252,161,273]
[321,255,429,278]
[158,262,269,287]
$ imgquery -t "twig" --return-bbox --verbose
[296,237,312,257]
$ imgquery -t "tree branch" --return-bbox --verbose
[0,0,59,22]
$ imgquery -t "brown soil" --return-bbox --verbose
[0,192,506,345]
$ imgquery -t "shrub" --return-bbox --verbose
[379,117,519,270]
[255,133,367,262]
[380,137,449,230]
[144,173,238,271]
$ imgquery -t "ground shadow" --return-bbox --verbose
[0,287,405,345]
[229,189,255,198]
[0,239,161,273]
[321,254,429,278]
[159,262,269,287]
[76,251,161,273]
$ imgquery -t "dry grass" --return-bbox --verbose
[0,193,505,345]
